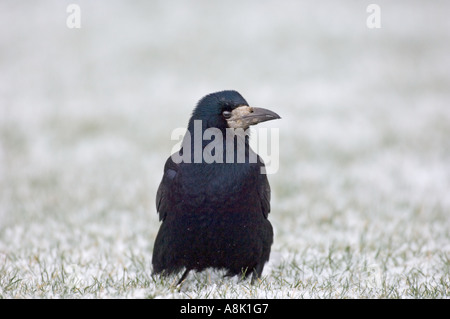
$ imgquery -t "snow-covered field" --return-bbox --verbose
[1,1,449,298]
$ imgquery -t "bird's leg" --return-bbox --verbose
[176,269,190,286]
[251,264,264,285]
[251,271,260,285]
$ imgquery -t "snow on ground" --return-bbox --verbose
[0,1,449,298]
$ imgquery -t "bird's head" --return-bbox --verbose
[188,90,280,132]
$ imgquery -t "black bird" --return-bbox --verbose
[152,90,280,284]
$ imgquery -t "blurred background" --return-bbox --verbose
[0,0,449,296]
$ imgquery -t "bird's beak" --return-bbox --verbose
[226,105,281,129]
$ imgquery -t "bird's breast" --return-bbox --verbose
[178,163,256,208]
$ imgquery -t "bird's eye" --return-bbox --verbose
[222,110,232,119]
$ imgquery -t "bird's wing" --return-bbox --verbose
[257,163,271,219]
[156,156,179,221]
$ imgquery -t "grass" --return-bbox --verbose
[1,1,450,298]
[1,199,448,299]
[2,244,447,298]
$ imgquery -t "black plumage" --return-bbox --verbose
[152,90,280,284]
